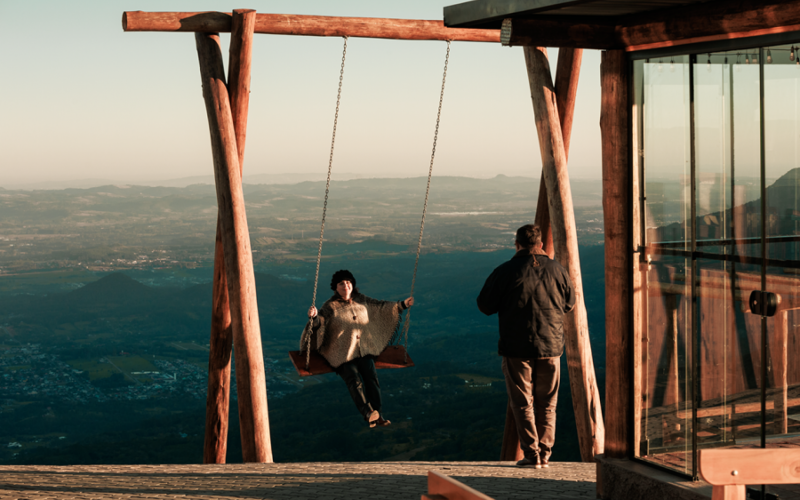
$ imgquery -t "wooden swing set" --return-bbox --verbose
[122,8,603,466]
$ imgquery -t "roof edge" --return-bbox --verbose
[444,0,596,28]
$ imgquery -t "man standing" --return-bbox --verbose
[477,224,575,468]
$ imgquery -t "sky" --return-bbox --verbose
[0,1,603,188]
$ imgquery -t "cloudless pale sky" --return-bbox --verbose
[0,1,603,187]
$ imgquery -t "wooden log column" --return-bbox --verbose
[501,47,583,462]
[203,9,257,465]
[600,49,631,458]
[196,30,272,463]
[535,48,582,259]
[524,46,605,462]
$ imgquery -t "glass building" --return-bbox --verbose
[634,45,800,475]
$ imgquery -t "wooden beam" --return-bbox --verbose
[500,0,800,51]
[502,47,583,462]
[424,471,494,500]
[195,31,272,463]
[203,9,257,466]
[600,49,630,459]
[123,11,501,43]
[618,0,800,52]
[699,448,800,486]
[501,18,616,49]
[524,46,604,462]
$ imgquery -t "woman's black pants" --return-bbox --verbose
[335,356,381,419]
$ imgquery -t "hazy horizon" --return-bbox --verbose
[0,1,604,188]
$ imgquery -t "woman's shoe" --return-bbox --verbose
[367,410,380,428]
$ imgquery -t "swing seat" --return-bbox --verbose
[288,345,414,377]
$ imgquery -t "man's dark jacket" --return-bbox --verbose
[477,250,575,358]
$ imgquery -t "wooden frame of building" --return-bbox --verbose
[444,0,800,497]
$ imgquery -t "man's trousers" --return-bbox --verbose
[502,356,560,461]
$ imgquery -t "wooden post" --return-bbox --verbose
[534,48,582,259]
[600,49,631,459]
[502,47,583,462]
[228,9,255,170]
[203,9,257,465]
[524,46,605,462]
[772,311,789,434]
[631,61,645,457]
[499,405,522,461]
[196,30,272,463]
[204,220,233,464]
[666,294,680,407]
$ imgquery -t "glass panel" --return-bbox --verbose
[638,55,695,475]
[763,45,800,456]
[692,51,765,458]
[730,51,764,264]
[644,55,692,247]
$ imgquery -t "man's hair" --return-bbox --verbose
[515,224,542,249]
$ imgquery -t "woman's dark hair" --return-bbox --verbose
[330,269,357,291]
[515,224,542,249]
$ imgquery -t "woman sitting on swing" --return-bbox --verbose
[302,269,414,428]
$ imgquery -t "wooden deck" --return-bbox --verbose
[0,461,596,500]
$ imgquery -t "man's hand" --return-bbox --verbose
[404,297,415,308]
[308,306,317,318]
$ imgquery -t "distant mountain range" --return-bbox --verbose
[2,172,603,191]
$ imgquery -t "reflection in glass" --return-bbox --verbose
[764,50,800,455]
[638,55,694,474]
[634,44,800,480]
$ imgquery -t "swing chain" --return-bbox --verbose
[402,40,451,358]
[306,36,348,369]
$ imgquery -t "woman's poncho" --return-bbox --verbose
[300,292,404,368]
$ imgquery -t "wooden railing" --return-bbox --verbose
[421,471,494,500]
[699,448,800,500]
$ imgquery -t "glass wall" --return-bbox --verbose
[634,43,800,480]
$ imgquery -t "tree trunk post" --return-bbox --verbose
[534,48,583,259]
[203,9,257,465]
[196,30,272,463]
[600,49,631,458]
[524,45,605,462]
[502,47,583,462]
[204,218,233,464]
[228,9,256,171]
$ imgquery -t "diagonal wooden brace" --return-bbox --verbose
[196,27,272,463]
[501,47,584,462]
[523,46,605,462]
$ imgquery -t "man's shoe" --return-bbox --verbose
[540,457,549,468]
[376,416,391,427]
[366,410,380,428]
[516,456,542,469]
